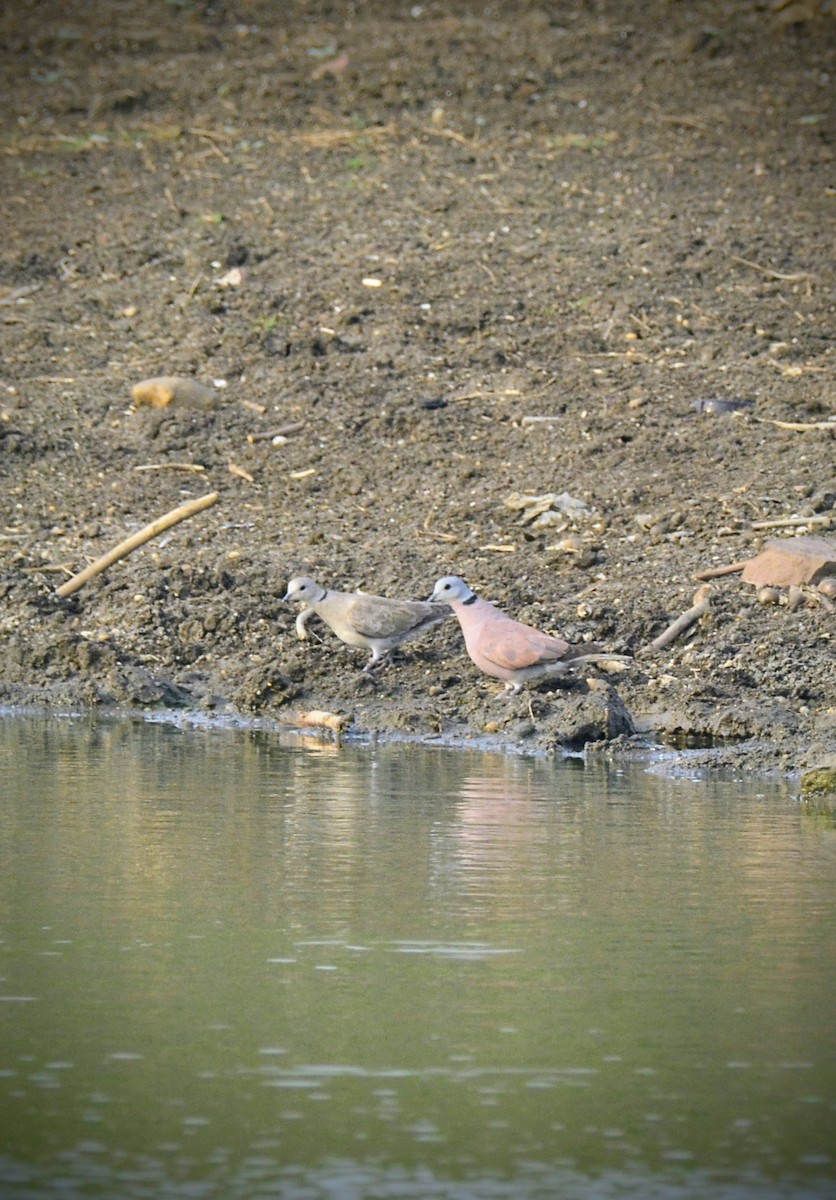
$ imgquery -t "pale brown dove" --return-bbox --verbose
[283,576,450,672]
[428,575,631,695]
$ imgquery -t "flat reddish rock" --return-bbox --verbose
[741,536,836,587]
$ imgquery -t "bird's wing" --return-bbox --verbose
[346,594,436,640]
[475,620,570,671]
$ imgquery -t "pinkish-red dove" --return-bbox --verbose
[283,576,450,672]
[428,575,631,695]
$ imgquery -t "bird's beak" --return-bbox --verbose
[427,589,441,604]
[281,591,292,603]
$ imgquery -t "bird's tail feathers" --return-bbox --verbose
[567,652,633,673]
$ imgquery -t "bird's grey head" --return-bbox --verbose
[429,575,476,604]
[282,576,324,603]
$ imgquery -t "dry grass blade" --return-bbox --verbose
[286,123,397,149]
[134,463,206,473]
[421,512,456,542]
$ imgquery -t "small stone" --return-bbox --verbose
[786,585,806,611]
[216,267,245,287]
[757,587,781,605]
[131,376,220,410]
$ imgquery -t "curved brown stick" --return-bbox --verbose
[56,491,219,598]
[641,585,712,655]
[694,560,747,581]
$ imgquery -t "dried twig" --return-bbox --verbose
[731,255,813,283]
[23,564,75,575]
[189,127,231,162]
[751,515,833,530]
[420,511,456,543]
[247,421,306,443]
[56,491,219,598]
[452,389,522,403]
[629,311,653,334]
[659,114,710,130]
[641,585,712,654]
[228,462,254,483]
[752,416,835,432]
[422,125,479,147]
[284,123,397,148]
[0,284,42,306]
[694,559,748,581]
[134,463,206,473]
[189,125,233,143]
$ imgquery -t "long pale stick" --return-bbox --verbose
[56,491,219,598]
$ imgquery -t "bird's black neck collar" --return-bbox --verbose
[462,593,478,606]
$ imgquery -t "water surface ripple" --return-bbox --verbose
[0,716,833,1198]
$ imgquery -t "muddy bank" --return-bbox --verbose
[1,0,834,777]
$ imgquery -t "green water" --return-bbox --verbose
[0,715,833,1198]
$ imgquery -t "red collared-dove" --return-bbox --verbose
[428,575,631,695]
[283,576,450,672]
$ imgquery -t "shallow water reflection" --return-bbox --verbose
[0,715,834,1198]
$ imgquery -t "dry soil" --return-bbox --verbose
[1,0,834,776]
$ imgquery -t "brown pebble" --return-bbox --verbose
[817,577,836,597]
[786,585,806,611]
[757,586,781,606]
[131,376,220,409]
